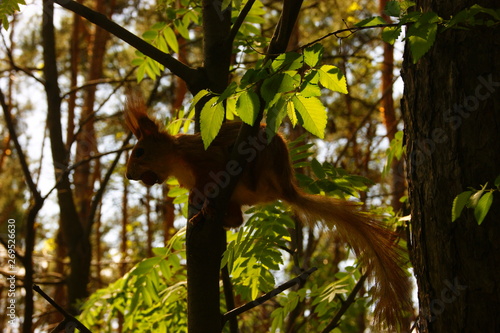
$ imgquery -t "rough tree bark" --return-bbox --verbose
[402,0,500,331]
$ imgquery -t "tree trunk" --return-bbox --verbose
[379,0,406,212]
[401,0,500,331]
[42,0,90,315]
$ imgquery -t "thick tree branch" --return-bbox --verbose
[267,0,304,57]
[53,0,200,87]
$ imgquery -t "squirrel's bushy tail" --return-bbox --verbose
[286,190,411,329]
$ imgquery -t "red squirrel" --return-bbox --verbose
[125,96,411,329]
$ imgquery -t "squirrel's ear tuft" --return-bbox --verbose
[125,93,159,139]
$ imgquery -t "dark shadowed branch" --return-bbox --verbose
[33,285,91,333]
[53,0,200,87]
[222,267,318,324]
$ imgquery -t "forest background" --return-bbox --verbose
[0,0,498,332]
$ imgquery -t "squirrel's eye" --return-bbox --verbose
[135,148,145,158]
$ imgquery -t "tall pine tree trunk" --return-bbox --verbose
[402,0,500,331]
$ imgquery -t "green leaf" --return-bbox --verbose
[451,190,472,222]
[236,90,260,125]
[221,0,231,11]
[474,192,493,225]
[355,16,387,27]
[200,97,225,149]
[266,98,287,136]
[1,0,26,30]
[384,1,401,17]
[494,174,500,188]
[142,30,158,41]
[261,73,297,102]
[382,26,402,44]
[188,89,209,112]
[286,99,297,127]
[304,44,324,67]
[468,183,487,208]
[407,12,439,63]
[218,82,238,103]
[311,159,326,179]
[383,130,404,176]
[164,26,179,53]
[271,52,303,72]
[292,95,327,138]
[318,65,348,94]
[174,19,190,39]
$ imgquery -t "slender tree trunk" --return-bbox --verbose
[42,0,89,314]
[121,151,129,275]
[379,0,406,212]
[402,0,500,331]
[145,187,153,258]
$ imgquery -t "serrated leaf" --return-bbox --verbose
[355,16,387,27]
[261,73,296,102]
[382,26,402,44]
[236,90,260,125]
[200,97,225,149]
[304,44,323,67]
[318,65,348,94]
[474,192,493,225]
[384,1,401,17]
[271,52,302,72]
[266,98,287,136]
[189,89,209,112]
[292,95,326,138]
[452,190,472,222]
[407,12,438,63]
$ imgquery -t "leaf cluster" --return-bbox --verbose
[357,1,500,63]
[0,0,25,30]
[452,176,500,225]
[79,230,188,332]
[192,44,347,149]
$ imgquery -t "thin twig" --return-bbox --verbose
[321,273,368,333]
[299,23,403,51]
[222,267,318,323]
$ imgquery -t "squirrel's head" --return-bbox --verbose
[125,95,174,186]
